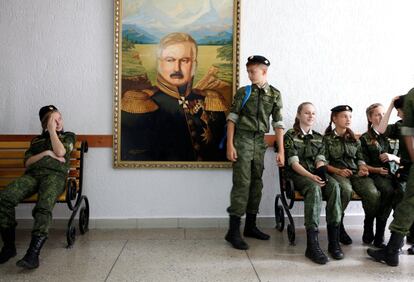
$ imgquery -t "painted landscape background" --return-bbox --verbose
[121,0,234,91]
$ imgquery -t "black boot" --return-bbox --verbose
[305,228,328,264]
[243,213,270,240]
[373,219,387,248]
[16,235,47,269]
[367,232,404,266]
[408,245,414,255]
[327,224,344,260]
[339,215,352,245]
[225,216,249,250]
[0,228,17,264]
[362,216,375,244]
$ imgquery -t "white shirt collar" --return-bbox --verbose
[301,127,313,135]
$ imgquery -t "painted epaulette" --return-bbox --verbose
[121,89,159,114]
[204,90,228,112]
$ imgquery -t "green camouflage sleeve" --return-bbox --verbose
[402,89,414,136]
[271,92,284,129]
[227,87,245,124]
[323,136,331,164]
[359,135,371,164]
[356,140,366,166]
[63,132,76,161]
[315,141,327,164]
[284,132,299,166]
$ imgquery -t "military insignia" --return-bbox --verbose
[285,138,293,149]
[201,127,212,144]
[178,97,189,109]
[190,100,204,115]
[69,143,73,152]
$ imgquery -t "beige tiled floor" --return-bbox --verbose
[1,227,414,281]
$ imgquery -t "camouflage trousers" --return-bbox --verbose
[0,172,66,236]
[227,130,267,217]
[390,165,414,235]
[370,174,395,221]
[331,174,380,218]
[291,173,342,229]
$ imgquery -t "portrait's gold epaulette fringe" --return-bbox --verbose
[204,90,228,112]
[121,89,159,114]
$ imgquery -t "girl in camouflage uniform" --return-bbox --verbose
[0,105,75,269]
[360,103,401,248]
[284,102,343,264]
[324,105,380,246]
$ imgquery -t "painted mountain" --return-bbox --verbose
[122,0,233,45]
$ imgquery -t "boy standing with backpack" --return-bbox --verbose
[225,55,285,250]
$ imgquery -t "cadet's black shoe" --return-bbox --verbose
[407,224,414,244]
[373,219,387,248]
[339,216,352,245]
[362,216,375,244]
[0,228,17,264]
[225,216,249,250]
[327,224,344,260]
[243,213,270,240]
[367,232,404,266]
[16,235,47,269]
[407,245,414,255]
[305,228,328,264]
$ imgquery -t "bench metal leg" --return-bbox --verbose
[66,195,90,248]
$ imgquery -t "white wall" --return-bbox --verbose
[1,0,414,223]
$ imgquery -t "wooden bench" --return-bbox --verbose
[0,140,90,248]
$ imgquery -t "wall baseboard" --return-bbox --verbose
[15,215,366,230]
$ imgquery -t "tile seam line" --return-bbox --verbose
[104,239,129,282]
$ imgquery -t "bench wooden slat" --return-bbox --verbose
[0,179,79,190]
[0,150,81,159]
[0,142,31,149]
[0,159,25,168]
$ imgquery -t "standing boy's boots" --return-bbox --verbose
[225,215,249,250]
[0,228,17,264]
[327,225,344,260]
[243,213,270,240]
[16,235,47,269]
[362,216,375,244]
[367,232,405,266]
[305,228,328,264]
[373,219,387,248]
[339,215,352,245]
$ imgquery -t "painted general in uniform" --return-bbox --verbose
[121,32,229,162]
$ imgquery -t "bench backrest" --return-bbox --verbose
[0,140,87,202]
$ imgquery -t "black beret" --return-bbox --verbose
[246,55,270,66]
[331,105,353,113]
[394,95,405,109]
[39,105,58,121]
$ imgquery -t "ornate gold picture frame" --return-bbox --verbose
[113,0,240,168]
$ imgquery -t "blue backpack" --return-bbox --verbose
[219,85,252,149]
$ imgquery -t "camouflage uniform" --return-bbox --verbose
[389,88,414,235]
[226,83,283,217]
[0,132,76,237]
[324,132,380,218]
[360,127,397,222]
[284,129,341,229]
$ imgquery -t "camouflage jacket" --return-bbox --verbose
[24,131,76,176]
[284,128,326,174]
[227,83,284,133]
[323,131,365,172]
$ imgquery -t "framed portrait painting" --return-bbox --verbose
[113,0,240,168]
